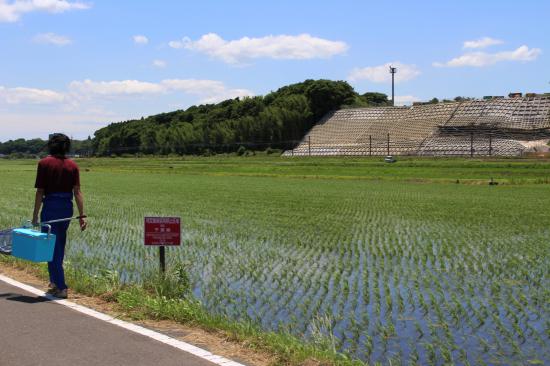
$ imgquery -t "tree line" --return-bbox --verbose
[1,79,392,156]
[92,79,391,155]
[0,137,93,158]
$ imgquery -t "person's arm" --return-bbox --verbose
[74,185,87,231]
[32,189,44,226]
[33,161,45,226]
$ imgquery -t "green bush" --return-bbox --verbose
[144,262,191,300]
[266,147,282,155]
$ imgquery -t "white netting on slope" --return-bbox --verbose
[283,97,550,156]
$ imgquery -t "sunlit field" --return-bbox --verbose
[1,156,549,365]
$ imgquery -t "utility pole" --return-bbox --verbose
[389,66,397,106]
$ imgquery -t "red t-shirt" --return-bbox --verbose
[34,156,81,195]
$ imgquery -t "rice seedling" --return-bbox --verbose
[0,157,548,365]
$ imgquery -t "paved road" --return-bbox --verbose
[0,280,216,366]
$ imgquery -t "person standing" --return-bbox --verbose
[32,134,87,299]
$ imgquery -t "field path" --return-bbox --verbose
[0,276,240,366]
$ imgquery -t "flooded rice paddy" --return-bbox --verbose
[1,160,548,365]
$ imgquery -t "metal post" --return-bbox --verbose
[470,132,474,157]
[308,136,311,156]
[392,74,395,106]
[389,66,397,107]
[489,134,492,156]
[387,133,390,156]
[159,246,166,274]
[369,135,372,156]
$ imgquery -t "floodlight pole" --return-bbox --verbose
[389,66,397,106]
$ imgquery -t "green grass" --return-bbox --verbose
[78,156,550,183]
[5,155,550,182]
[0,257,355,366]
[0,156,549,366]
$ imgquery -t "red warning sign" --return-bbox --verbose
[144,217,181,246]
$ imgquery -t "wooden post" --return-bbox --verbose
[470,132,474,157]
[369,135,372,156]
[159,246,166,274]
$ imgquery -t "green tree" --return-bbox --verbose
[305,80,356,121]
[362,92,390,106]
[88,79,387,155]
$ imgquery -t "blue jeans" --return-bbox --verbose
[41,192,73,290]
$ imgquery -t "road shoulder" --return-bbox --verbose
[0,261,273,366]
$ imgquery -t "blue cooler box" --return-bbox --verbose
[12,228,56,262]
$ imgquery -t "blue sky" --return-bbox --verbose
[0,0,548,141]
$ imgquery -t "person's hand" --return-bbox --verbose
[32,215,39,227]
[79,217,87,231]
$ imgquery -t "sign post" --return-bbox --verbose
[144,217,181,274]
[159,246,166,273]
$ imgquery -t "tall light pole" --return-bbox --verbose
[389,66,397,106]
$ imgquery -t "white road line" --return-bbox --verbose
[0,274,246,366]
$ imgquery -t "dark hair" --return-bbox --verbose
[48,133,71,156]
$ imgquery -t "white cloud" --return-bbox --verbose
[152,59,167,68]
[2,79,252,104]
[0,85,65,104]
[69,79,164,96]
[463,37,503,49]
[434,45,542,67]
[33,32,72,46]
[169,33,348,64]
[0,111,119,140]
[68,78,253,104]
[394,95,420,106]
[133,35,148,45]
[348,62,420,83]
[161,79,253,103]
[168,39,186,49]
[0,0,90,23]
[0,79,254,140]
